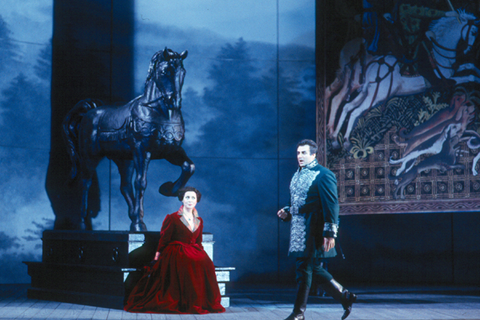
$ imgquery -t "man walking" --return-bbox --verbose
[277,139,356,320]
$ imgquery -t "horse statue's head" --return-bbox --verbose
[144,48,188,117]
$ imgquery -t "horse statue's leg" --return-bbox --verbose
[159,147,195,197]
[130,149,151,232]
[78,159,100,230]
[113,159,135,224]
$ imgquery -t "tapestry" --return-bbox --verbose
[318,1,480,214]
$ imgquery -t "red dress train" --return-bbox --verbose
[124,208,225,314]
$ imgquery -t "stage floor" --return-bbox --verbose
[1,284,480,319]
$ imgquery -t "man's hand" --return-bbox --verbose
[323,237,335,252]
[277,208,288,219]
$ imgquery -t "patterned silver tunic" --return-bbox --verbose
[288,160,320,254]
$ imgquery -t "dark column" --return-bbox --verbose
[46,0,134,230]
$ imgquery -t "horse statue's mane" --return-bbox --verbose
[145,48,183,86]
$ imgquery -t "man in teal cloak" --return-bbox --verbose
[277,139,357,320]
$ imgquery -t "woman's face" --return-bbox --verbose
[182,191,198,210]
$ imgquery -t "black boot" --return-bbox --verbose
[284,283,310,320]
[321,279,357,320]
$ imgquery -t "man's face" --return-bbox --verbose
[297,145,316,167]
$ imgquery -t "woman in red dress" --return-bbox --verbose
[124,187,225,314]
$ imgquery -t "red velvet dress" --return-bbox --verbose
[124,208,225,314]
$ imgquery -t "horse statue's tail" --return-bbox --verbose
[62,99,103,181]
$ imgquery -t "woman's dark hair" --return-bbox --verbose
[178,186,202,203]
[296,139,318,155]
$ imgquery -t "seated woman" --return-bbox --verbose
[124,187,225,314]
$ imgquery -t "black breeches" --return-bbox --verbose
[295,256,333,287]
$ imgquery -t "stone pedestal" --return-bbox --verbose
[24,230,234,309]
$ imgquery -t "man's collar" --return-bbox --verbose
[301,158,318,170]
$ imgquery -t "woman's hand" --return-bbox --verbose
[154,251,160,260]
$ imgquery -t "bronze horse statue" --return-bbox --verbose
[62,48,194,231]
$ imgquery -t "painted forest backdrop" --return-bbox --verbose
[0,2,53,283]
[0,0,316,284]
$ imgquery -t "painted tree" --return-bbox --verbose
[0,15,19,74]
[200,38,277,158]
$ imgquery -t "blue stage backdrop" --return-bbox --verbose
[0,0,315,284]
[0,0,54,284]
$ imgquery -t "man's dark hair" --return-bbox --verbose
[297,139,318,155]
[177,186,202,203]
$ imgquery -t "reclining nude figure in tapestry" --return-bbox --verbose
[62,48,194,232]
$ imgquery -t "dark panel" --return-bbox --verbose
[330,213,454,285]
[453,211,480,284]
[46,0,134,230]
